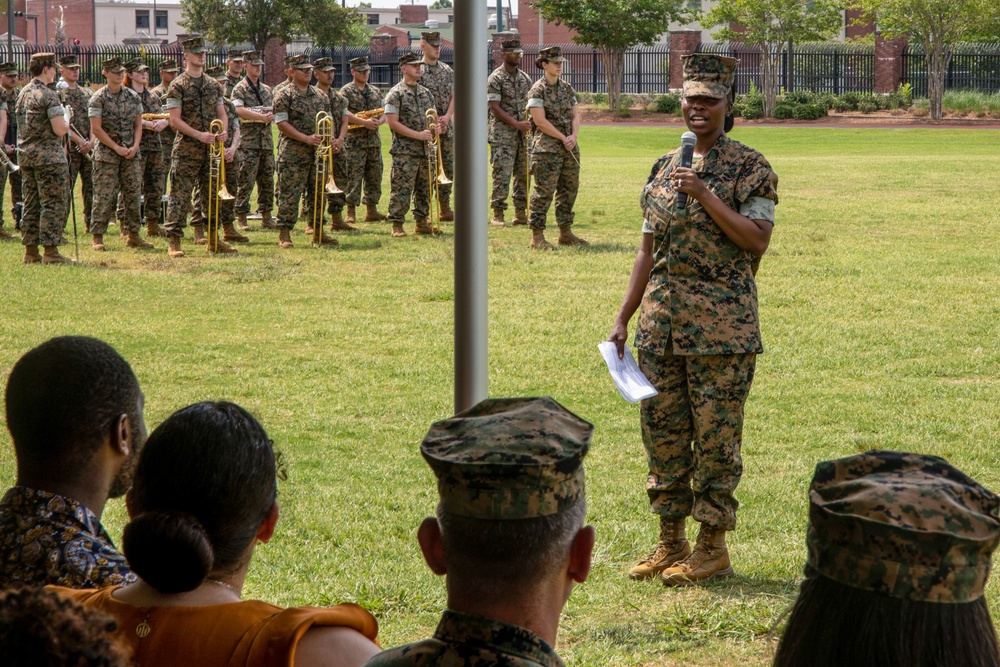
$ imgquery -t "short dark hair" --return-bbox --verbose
[28,62,45,77]
[122,402,281,594]
[773,572,1000,667]
[0,587,129,667]
[5,336,141,484]
[437,501,585,597]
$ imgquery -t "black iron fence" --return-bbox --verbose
[698,42,875,94]
[902,42,1000,97]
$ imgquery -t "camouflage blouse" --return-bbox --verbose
[136,87,162,153]
[163,72,226,155]
[63,85,92,140]
[340,81,383,149]
[526,77,577,155]
[635,134,778,356]
[231,77,274,151]
[384,81,435,157]
[419,60,453,117]
[15,79,65,168]
[273,83,330,162]
[150,81,176,151]
[487,65,532,143]
[88,84,143,164]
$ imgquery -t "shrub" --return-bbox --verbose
[858,99,878,114]
[783,90,814,105]
[832,98,853,113]
[615,99,631,118]
[792,103,826,120]
[772,103,796,119]
[897,83,913,107]
[652,93,681,115]
[840,92,861,110]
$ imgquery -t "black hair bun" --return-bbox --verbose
[122,511,214,594]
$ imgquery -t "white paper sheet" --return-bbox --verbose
[598,341,658,403]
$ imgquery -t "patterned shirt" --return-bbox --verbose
[15,79,66,167]
[340,81,383,149]
[384,81,435,157]
[487,65,532,143]
[636,134,778,356]
[63,85,92,140]
[364,609,565,667]
[164,72,226,157]
[3,85,20,145]
[419,60,453,137]
[273,83,330,162]
[150,81,177,153]
[231,77,274,151]
[88,84,143,164]
[0,486,134,589]
[220,97,240,149]
[135,87,162,153]
[526,78,577,154]
[225,71,242,99]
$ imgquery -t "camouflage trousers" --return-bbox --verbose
[437,131,453,204]
[341,142,382,207]
[388,154,429,223]
[529,149,579,230]
[0,156,22,227]
[92,157,142,236]
[191,155,239,227]
[276,157,316,229]
[164,151,212,236]
[235,147,274,215]
[489,135,528,211]
[116,149,166,227]
[19,163,67,247]
[637,348,757,531]
[65,149,93,229]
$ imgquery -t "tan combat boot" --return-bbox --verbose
[23,245,41,264]
[313,230,339,246]
[365,204,388,222]
[491,208,506,227]
[629,517,691,581]
[126,230,154,249]
[512,208,528,225]
[146,220,164,237]
[42,246,73,264]
[329,212,357,232]
[193,224,207,245]
[558,225,589,247]
[661,524,734,587]
[261,211,276,229]
[530,228,554,251]
[223,222,249,243]
[345,205,356,225]
[278,227,293,249]
[391,222,406,238]
[236,213,251,231]
[168,235,185,258]
[92,234,106,252]
[414,218,435,235]
[439,199,454,222]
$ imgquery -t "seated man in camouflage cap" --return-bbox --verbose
[773,450,1000,667]
[365,397,595,667]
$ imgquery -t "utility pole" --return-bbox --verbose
[42,0,47,43]
[496,0,502,32]
[7,0,13,59]
[340,0,347,87]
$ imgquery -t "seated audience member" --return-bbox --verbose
[0,586,130,667]
[0,336,146,588]
[365,396,595,667]
[54,401,381,667]
[773,450,1000,667]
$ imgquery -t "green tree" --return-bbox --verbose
[702,0,843,117]
[180,0,365,54]
[850,0,1000,120]
[533,0,694,110]
[430,0,453,8]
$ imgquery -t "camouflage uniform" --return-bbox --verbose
[418,59,453,205]
[526,77,579,230]
[385,80,434,225]
[16,78,68,248]
[273,81,330,229]
[314,84,348,218]
[635,132,777,531]
[340,79,383,209]
[150,61,178,215]
[62,83,93,231]
[114,85,165,229]
[225,72,242,99]
[1,82,23,228]
[231,75,274,216]
[487,63,531,212]
[89,81,143,237]
[190,80,240,229]
[162,69,227,236]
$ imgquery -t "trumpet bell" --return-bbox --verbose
[218,186,235,201]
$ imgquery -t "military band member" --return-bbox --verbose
[308,57,352,233]
[272,55,297,97]
[59,56,95,235]
[89,57,148,252]
[340,56,387,225]
[150,57,179,234]
[232,51,275,230]
[418,31,454,222]
[385,52,436,237]
[16,53,71,264]
[0,81,7,238]
[207,65,247,245]
[224,49,244,98]
[0,63,23,235]
[162,35,233,258]
[272,55,336,248]
[122,58,169,239]
[487,38,532,228]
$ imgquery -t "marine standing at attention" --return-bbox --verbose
[340,56,387,225]
[418,31,454,222]
[487,38,532,228]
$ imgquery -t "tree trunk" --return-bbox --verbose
[925,41,952,122]
[601,47,625,111]
[761,42,782,118]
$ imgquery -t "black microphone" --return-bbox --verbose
[676,131,696,210]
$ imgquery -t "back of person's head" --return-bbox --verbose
[0,587,129,667]
[421,397,593,598]
[121,402,279,594]
[5,336,142,487]
[774,450,1000,667]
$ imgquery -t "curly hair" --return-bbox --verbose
[0,587,130,667]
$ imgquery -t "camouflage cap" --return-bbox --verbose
[311,57,336,73]
[242,51,264,66]
[349,56,370,72]
[807,450,1000,604]
[181,35,208,54]
[291,55,313,70]
[102,57,125,74]
[682,53,738,100]
[227,49,243,61]
[0,62,16,76]
[205,65,226,81]
[59,54,81,68]
[398,51,422,67]
[539,46,565,63]
[158,58,179,72]
[421,397,592,521]
[421,31,442,46]
[284,54,301,68]
[29,52,57,69]
[501,39,523,54]
[124,58,149,73]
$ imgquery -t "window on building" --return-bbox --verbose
[448,15,453,23]
[136,10,150,30]
[155,10,168,33]
[367,13,380,25]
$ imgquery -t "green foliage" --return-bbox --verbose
[652,93,681,114]
[897,82,914,107]
[614,99,632,118]
[858,99,878,113]
[772,102,796,119]
[733,81,764,119]
[430,0,452,8]
[791,103,826,119]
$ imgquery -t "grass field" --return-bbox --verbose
[0,125,998,666]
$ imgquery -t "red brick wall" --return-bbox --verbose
[517,1,578,45]
[399,5,428,25]
[262,37,285,87]
[874,33,907,93]
[375,26,411,50]
[669,30,701,90]
[23,0,93,44]
[845,9,874,40]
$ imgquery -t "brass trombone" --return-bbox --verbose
[207,119,235,253]
[312,111,342,246]
[0,145,18,173]
[424,109,451,234]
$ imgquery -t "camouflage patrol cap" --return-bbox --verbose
[158,58,179,72]
[206,65,226,81]
[682,53,738,99]
[421,397,592,521]
[312,57,335,73]
[227,49,243,61]
[0,62,16,76]
[501,39,523,54]
[421,31,442,46]
[181,35,208,54]
[242,51,264,66]
[59,55,81,68]
[398,51,421,67]
[102,57,125,74]
[538,46,565,63]
[29,53,56,69]
[291,55,313,70]
[349,56,370,72]
[807,450,1000,604]
[284,54,300,68]
[124,58,149,73]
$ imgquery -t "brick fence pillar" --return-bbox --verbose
[491,31,517,70]
[370,34,396,63]
[874,33,907,94]
[669,30,701,91]
[262,38,285,87]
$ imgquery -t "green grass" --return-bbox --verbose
[940,90,1000,115]
[1,125,999,666]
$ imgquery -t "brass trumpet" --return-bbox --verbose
[207,119,235,253]
[425,109,451,234]
[312,111,342,246]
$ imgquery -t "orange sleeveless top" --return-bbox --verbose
[51,586,379,667]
